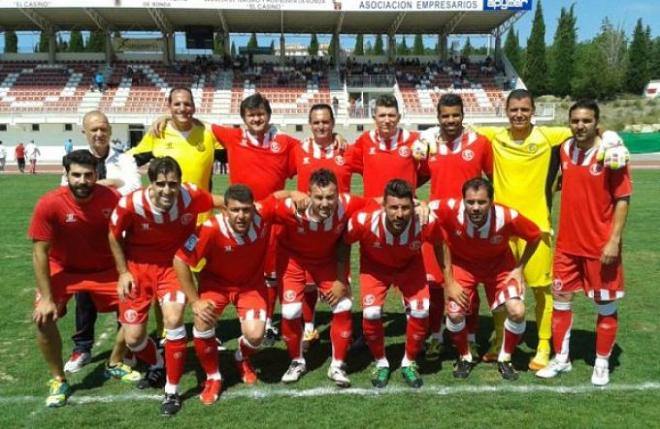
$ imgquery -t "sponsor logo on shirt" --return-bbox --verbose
[398,146,411,158]
[65,213,77,223]
[462,149,474,161]
[224,245,233,252]
[368,147,376,155]
[303,157,311,165]
[141,223,150,230]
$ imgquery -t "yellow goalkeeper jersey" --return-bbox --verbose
[129,123,222,191]
[477,126,572,232]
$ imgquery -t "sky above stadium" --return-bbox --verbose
[0,0,658,53]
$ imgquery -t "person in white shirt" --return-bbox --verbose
[0,141,6,173]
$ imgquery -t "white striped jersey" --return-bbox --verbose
[109,182,213,264]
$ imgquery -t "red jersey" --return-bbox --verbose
[176,196,277,286]
[344,206,430,270]
[28,185,119,272]
[293,138,353,193]
[431,198,541,266]
[212,125,297,199]
[15,145,25,158]
[275,193,368,262]
[109,183,214,265]
[556,139,632,258]
[419,129,493,199]
[349,129,421,198]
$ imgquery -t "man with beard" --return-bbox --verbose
[28,150,139,408]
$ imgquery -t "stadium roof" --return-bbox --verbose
[0,3,529,35]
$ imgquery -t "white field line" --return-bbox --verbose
[2,382,660,404]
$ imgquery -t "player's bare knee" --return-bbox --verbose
[363,305,382,320]
[123,326,147,348]
[446,313,465,326]
[332,297,352,314]
[506,300,526,322]
[408,298,430,319]
[193,318,215,333]
[281,302,303,320]
[162,306,185,329]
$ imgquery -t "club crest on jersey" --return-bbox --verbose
[283,290,296,302]
[372,241,382,248]
[297,227,305,234]
[590,163,604,176]
[335,155,345,166]
[102,208,112,218]
[65,213,77,223]
[527,143,539,154]
[409,240,422,251]
[552,278,563,291]
[454,229,463,237]
[184,234,199,252]
[141,223,150,230]
[490,235,503,244]
[270,142,281,153]
[224,245,233,252]
[461,149,474,161]
[302,157,311,165]
[368,147,376,155]
[123,309,138,323]
[398,146,411,158]
[181,213,194,225]
[363,294,376,306]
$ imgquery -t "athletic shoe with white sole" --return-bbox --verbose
[535,358,572,379]
[281,361,306,383]
[63,351,91,373]
[327,365,351,388]
[591,364,610,386]
[45,378,71,408]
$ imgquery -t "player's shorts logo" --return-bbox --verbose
[528,143,538,153]
[590,163,604,176]
[409,240,422,251]
[124,309,138,323]
[363,294,376,306]
[490,235,503,244]
[181,213,194,225]
[270,142,281,153]
[447,300,461,313]
[398,146,411,158]
[335,155,345,166]
[461,149,474,161]
[552,278,563,291]
[283,290,296,302]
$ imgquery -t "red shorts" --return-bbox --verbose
[553,249,624,301]
[422,242,444,289]
[359,259,429,309]
[278,252,347,304]
[36,265,119,317]
[118,261,184,325]
[447,256,522,316]
[199,280,267,321]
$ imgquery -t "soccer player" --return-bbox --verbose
[415,88,629,370]
[343,179,430,388]
[536,100,632,386]
[64,110,141,374]
[432,178,541,380]
[417,93,493,360]
[28,150,140,408]
[173,185,305,405]
[131,87,221,192]
[348,94,421,199]
[108,156,222,416]
[276,169,367,386]
[291,104,354,351]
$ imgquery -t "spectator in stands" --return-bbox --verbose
[15,142,26,173]
[0,141,6,174]
[94,71,105,92]
[25,140,40,175]
[64,139,74,155]
[333,97,339,116]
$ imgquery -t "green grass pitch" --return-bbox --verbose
[0,171,658,428]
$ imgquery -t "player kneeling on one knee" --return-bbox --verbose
[429,177,542,381]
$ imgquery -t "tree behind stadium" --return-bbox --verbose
[5,31,18,53]
[354,34,364,56]
[625,19,652,95]
[504,27,522,72]
[549,5,576,97]
[523,0,548,95]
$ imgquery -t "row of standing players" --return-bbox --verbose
[29,89,631,415]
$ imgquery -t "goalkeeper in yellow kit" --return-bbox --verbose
[414,89,629,370]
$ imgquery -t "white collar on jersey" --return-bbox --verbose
[564,138,599,166]
[302,137,337,159]
[380,210,419,245]
[370,128,405,151]
[460,200,492,239]
[244,126,278,148]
